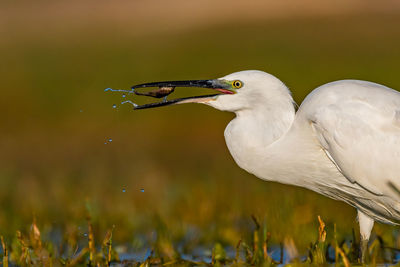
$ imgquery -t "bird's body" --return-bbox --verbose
[300,80,400,222]
[224,77,400,226]
[132,70,400,260]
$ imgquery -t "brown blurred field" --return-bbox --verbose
[2,0,400,265]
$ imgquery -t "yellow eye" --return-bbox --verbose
[232,80,243,89]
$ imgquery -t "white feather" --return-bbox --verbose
[205,70,400,230]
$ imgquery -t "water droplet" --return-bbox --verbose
[121,100,138,108]
[140,189,144,193]
[122,188,126,193]
[112,104,117,109]
[105,88,133,93]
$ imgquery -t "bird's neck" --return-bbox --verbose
[224,96,295,176]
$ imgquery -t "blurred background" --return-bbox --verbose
[2,0,400,261]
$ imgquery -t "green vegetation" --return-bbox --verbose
[2,6,400,265]
[1,214,398,265]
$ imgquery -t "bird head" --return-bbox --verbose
[132,70,291,113]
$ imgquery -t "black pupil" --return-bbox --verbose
[235,82,240,87]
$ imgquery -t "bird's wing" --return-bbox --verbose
[308,82,400,199]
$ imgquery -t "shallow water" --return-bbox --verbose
[111,245,290,265]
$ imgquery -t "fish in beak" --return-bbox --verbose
[131,79,235,109]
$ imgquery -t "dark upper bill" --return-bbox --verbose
[131,79,234,109]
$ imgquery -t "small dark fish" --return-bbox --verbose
[135,86,175,98]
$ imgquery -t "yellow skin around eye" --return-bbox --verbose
[232,80,243,89]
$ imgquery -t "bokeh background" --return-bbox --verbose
[2,0,400,261]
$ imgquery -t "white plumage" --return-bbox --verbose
[136,69,400,260]
[200,71,400,256]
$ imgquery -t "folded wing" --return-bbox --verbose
[307,81,400,200]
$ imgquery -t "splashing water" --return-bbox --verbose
[106,88,140,109]
[104,88,134,94]
[121,100,138,108]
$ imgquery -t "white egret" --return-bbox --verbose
[131,70,400,261]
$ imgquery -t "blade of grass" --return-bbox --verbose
[1,236,8,267]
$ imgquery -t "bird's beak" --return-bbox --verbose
[131,79,234,110]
